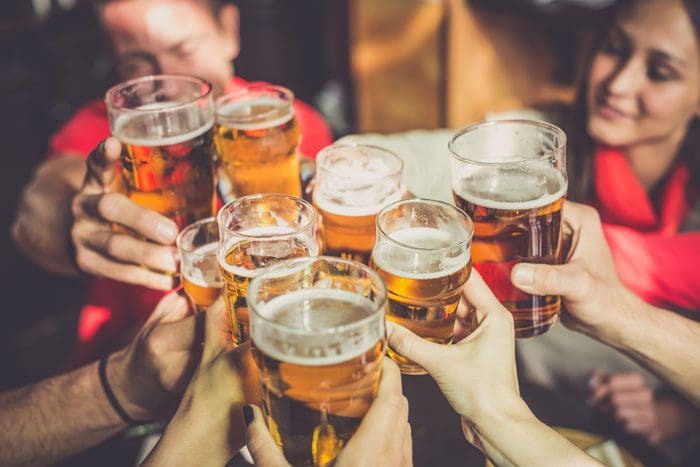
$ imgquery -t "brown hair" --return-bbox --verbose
[565,0,700,206]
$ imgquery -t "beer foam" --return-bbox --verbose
[454,166,567,211]
[183,243,222,287]
[218,226,318,278]
[252,288,383,366]
[217,97,294,130]
[115,111,214,147]
[313,189,403,217]
[373,227,469,279]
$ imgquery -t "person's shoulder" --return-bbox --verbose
[49,99,109,159]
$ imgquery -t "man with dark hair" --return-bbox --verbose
[13,0,332,364]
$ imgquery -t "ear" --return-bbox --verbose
[218,3,240,61]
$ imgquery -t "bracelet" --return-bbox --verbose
[98,355,138,426]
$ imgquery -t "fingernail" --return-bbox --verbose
[511,264,534,287]
[243,405,254,426]
[156,220,178,242]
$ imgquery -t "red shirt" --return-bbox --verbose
[50,76,332,365]
[593,146,700,311]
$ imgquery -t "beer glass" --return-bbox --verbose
[215,85,302,199]
[313,143,404,265]
[449,120,567,337]
[176,217,222,312]
[106,75,216,229]
[371,198,472,374]
[248,256,387,467]
[217,194,319,345]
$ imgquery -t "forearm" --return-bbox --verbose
[12,155,85,275]
[590,295,700,407]
[472,395,600,467]
[0,361,126,466]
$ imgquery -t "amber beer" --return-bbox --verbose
[217,195,319,345]
[449,120,568,337]
[106,75,216,229]
[248,257,387,467]
[313,144,403,264]
[215,85,302,200]
[177,218,222,312]
[371,199,472,374]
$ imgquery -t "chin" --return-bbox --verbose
[587,115,636,148]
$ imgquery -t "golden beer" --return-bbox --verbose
[218,194,319,346]
[372,199,473,374]
[248,258,387,467]
[215,85,302,199]
[177,218,222,312]
[449,120,568,337]
[313,144,403,264]
[107,76,216,229]
[181,243,222,311]
[218,233,317,345]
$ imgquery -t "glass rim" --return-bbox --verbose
[105,74,213,113]
[448,119,567,167]
[176,216,218,254]
[316,143,404,182]
[248,256,387,336]
[215,84,295,124]
[216,193,317,238]
[376,198,473,253]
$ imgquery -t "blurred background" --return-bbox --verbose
[0,0,614,463]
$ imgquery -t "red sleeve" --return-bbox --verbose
[293,99,332,159]
[603,223,700,311]
[48,100,110,159]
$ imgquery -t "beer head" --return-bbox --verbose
[106,74,215,142]
[177,217,222,287]
[248,256,387,365]
[215,85,294,130]
[374,198,472,278]
[314,143,404,217]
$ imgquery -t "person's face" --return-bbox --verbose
[101,0,239,95]
[586,0,700,149]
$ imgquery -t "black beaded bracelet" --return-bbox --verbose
[98,355,138,426]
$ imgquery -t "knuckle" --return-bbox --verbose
[97,193,118,218]
[104,234,122,258]
[75,250,94,273]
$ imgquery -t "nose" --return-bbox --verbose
[605,55,645,96]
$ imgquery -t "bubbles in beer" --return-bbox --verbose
[253,288,382,367]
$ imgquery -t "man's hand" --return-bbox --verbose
[246,358,412,467]
[510,201,639,335]
[107,291,200,421]
[71,137,179,289]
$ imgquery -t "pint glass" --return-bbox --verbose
[176,217,222,312]
[248,256,387,467]
[106,75,216,228]
[313,144,403,264]
[371,198,472,374]
[215,85,302,199]
[449,120,567,337]
[217,194,319,345]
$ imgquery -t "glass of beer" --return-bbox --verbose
[371,198,472,374]
[217,194,319,345]
[106,75,216,229]
[248,256,387,467]
[215,85,302,200]
[176,217,222,312]
[449,120,567,337]
[313,143,404,265]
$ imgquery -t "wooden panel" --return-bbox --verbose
[349,0,445,133]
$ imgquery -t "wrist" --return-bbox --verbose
[468,386,534,429]
[106,348,152,422]
[576,286,643,344]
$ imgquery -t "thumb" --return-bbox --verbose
[245,405,290,467]
[511,262,589,300]
[202,296,229,361]
[84,137,121,192]
[386,321,444,375]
